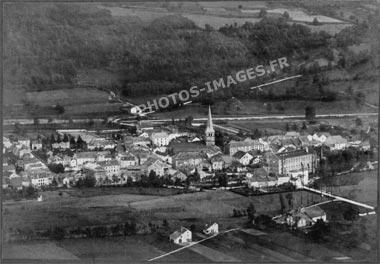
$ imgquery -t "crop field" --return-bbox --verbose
[329,170,378,206]
[3,241,79,260]
[267,9,344,23]
[181,14,261,29]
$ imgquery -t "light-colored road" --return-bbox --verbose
[4,112,378,126]
[122,112,378,124]
[148,228,241,262]
[301,186,375,210]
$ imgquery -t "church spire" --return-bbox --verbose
[206,105,214,132]
[205,106,215,146]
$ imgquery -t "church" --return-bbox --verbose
[204,106,215,146]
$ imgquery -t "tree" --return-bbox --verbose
[48,164,65,174]
[285,123,290,131]
[51,226,65,240]
[355,92,365,105]
[247,203,256,222]
[312,18,319,25]
[76,178,84,188]
[355,117,363,127]
[63,134,69,142]
[292,123,298,131]
[162,219,169,229]
[305,106,316,121]
[185,116,193,126]
[343,205,359,222]
[76,135,85,149]
[302,121,307,130]
[51,177,58,188]
[84,175,96,187]
[259,9,267,18]
[309,219,330,242]
[148,170,159,187]
[283,11,290,20]
[55,104,65,115]
[266,103,272,112]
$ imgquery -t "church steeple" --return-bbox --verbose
[205,106,215,146]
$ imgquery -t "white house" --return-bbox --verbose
[170,227,192,245]
[203,223,219,235]
[17,137,31,149]
[97,160,121,177]
[30,172,54,187]
[151,132,170,147]
[3,137,12,149]
[232,151,253,166]
[31,140,43,150]
[324,135,348,150]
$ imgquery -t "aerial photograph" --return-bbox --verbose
[1,0,379,263]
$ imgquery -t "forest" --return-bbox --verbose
[4,3,375,105]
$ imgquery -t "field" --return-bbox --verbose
[26,88,108,107]
[3,171,377,262]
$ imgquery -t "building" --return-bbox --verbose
[75,151,111,166]
[232,151,253,166]
[116,152,138,168]
[203,223,219,235]
[151,132,170,147]
[97,160,121,177]
[205,106,215,146]
[227,138,265,156]
[144,158,171,176]
[30,171,54,187]
[87,139,116,151]
[266,149,317,176]
[170,227,192,245]
[210,154,224,171]
[286,206,327,228]
[3,137,12,149]
[324,135,348,150]
[172,152,204,169]
[31,140,43,150]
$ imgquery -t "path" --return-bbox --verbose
[301,186,375,210]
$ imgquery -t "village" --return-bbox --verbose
[3,106,377,242]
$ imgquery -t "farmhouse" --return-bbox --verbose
[170,227,192,245]
[203,223,219,235]
[232,151,253,166]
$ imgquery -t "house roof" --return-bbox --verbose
[151,132,169,139]
[233,151,251,160]
[173,152,203,160]
[276,149,312,159]
[170,227,190,240]
[97,160,120,167]
[303,206,325,219]
[324,135,348,145]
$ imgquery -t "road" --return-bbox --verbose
[301,186,376,210]
[122,112,378,124]
[3,112,378,126]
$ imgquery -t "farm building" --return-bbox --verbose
[203,223,219,235]
[170,227,192,245]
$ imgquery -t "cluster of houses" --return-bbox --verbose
[2,107,373,191]
[170,223,219,245]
